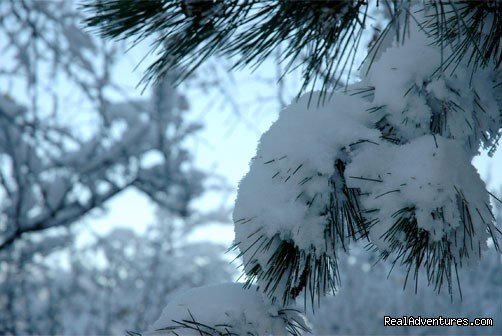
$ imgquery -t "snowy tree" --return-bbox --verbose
[0,0,204,252]
[83,0,501,333]
[0,2,234,334]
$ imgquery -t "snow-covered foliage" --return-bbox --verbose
[149,283,309,336]
[0,82,203,251]
[0,0,204,252]
[234,5,501,307]
[233,92,380,304]
[365,21,501,155]
[346,135,494,276]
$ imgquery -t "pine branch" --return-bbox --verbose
[372,189,500,298]
[82,0,373,98]
[237,234,340,309]
[83,1,500,96]
[424,1,502,74]
[233,151,370,308]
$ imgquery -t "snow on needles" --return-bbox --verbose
[365,15,501,155]
[233,91,380,304]
[234,92,378,253]
[346,135,493,254]
[233,9,501,306]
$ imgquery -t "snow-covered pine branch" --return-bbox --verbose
[233,5,501,308]
[233,91,380,305]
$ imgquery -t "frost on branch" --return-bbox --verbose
[148,283,309,336]
[234,9,501,306]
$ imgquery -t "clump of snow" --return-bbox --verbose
[345,135,493,257]
[234,91,378,253]
[364,10,501,154]
[148,283,309,336]
[233,91,381,303]
[366,27,440,115]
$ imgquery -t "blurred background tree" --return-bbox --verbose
[0,1,235,334]
[0,0,206,252]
